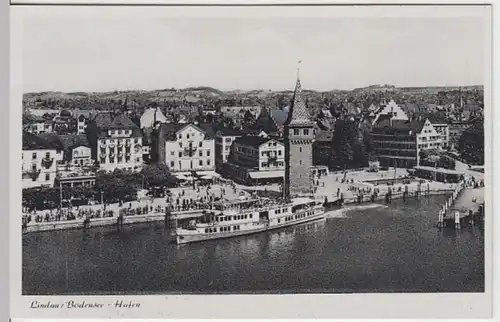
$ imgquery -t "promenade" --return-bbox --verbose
[22,167,484,233]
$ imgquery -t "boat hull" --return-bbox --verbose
[175,211,325,244]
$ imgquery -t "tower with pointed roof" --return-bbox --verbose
[283,72,314,200]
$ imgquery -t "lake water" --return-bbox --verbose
[22,195,484,294]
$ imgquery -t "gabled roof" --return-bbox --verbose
[94,112,139,130]
[158,122,215,142]
[23,131,58,150]
[251,106,280,134]
[216,127,245,137]
[59,134,90,150]
[233,136,282,149]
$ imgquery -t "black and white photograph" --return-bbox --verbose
[10,2,492,318]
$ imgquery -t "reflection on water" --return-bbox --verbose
[23,195,484,295]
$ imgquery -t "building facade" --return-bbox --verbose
[86,113,144,172]
[157,123,215,174]
[221,136,285,185]
[22,132,63,189]
[214,128,242,173]
[371,118,443,168]
[430,123,450,149]
[283,76,315,198]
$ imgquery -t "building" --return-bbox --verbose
[59,134,93,167]
[24,119,53,135]
[214,128,243,172]
[313,127,333,167]
[372,99,409,125]
[283,75,315,198]
[157,123,215,174]
[22,131,63,189]
[222,136,285,185]
[52,109,78,135]
[77,114,87,135]
[448,118,478,150]
[218,106,262,121]
[371,117,443,168]
[86,112,144,172]
[140,107,168,129]
[431,123,450,149]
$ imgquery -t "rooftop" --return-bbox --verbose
[23,131,58,150]
[233,135,281,148]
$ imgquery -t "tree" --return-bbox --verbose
[458,118,484,165]
[331,120,368,168]
[140,164,179,188]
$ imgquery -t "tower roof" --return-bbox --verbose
[284,77,313,126]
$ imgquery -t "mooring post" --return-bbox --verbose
[454,211,460,230]
[438,209,443,228]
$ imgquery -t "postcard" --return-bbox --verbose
[9,3,492,319]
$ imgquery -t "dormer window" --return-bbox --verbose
[293,129,299,135]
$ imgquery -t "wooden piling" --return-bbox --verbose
[454,211,460,230]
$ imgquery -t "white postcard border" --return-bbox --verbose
[9,3,494,319]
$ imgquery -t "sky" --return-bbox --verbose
[20,9,489,93]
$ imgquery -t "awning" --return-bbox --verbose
[249,170,284,179]
[196,171,220,178]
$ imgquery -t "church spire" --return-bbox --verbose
[285,67,312,126]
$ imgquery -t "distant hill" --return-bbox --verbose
[23,83,484,111]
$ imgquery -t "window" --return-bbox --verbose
[199,141,203,147]
[32,152,37,159]
[178,134,182,139]
[178,152,182,157]
[171,151,175,156]
[225,146,230,151]
[293,129,299,135]
[179,142,183,148]
[187,134,190,139]
[207,159,211,165]
[299,147,302,153]
[118,130,122,134]
[304,129,309,135]
[134,138,138,144]
[199,160,203,166]
[225,138,232,143]
[170,161,174,167]
[278,150,282,156]
[199,151,203,157]
[45,173,50,181]
[207,150,210,157]
[299,160,302,165]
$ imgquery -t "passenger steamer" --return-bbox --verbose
[174,197,325,244]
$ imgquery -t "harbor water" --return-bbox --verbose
[23,195,484,294]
